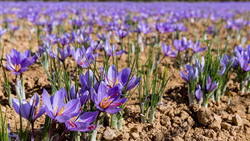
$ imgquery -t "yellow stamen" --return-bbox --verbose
[100,97,112,109]
[54,106,66,116]
[14,64,21,71]
[70,116,77,122]
[57,106,66,116]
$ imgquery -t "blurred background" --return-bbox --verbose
[3,0,250,2]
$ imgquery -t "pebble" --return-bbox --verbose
[232,114,243,126]
[131,132,140,139]
[221,122,231,130]
[103,128,116,140]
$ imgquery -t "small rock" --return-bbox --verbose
[205,130,217,138]
[123,132,130,140]
[152,133,164,141]
[187,116,194,126]
[197,107,213,125]
[221,122,231,130]
[160,116,171,126]
[130,125,143,133]
[157,105,167,113]
[124,107,132,116]
[103,128,116,140]
[220,96,228,102]
[180,111,189,120]
[232,114,243,126]
[172,117,182,125]
[208,121,221,131]
[213,114,222,123]
[131,132,140,139]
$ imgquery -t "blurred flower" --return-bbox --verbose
[0,26,7,37]
[195,85,203,101]
[115,29,130,38]
[104,41,125,56]
[180,65,198,83]
[173,37,192,52]
[206,76,218,92]
[72,47,95,68]
[162,43,177,57]
[6,49,38,75]
[189,41,206,53]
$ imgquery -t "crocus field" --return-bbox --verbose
[1,1,250,141]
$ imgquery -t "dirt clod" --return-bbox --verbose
[232,114,243,126]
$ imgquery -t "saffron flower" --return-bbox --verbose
[12,94,45,123]
[42,88,81,123]
[104,41,125,56]
[206,76,218,92]
[80,70,99,91]
[47,45,72,62]
[65,111,98,132]
[189,41,206,53]
[115,29,130,38]
[69,86,89,106]
[195,85,203,101]
[72,47,95,68]
[162,43,178,57]
[6,49,38,75]
[91,82,127,114]
[103,65,140,91]
[180,65,198,83]
[173,37,192,52]
[0,26,7,37]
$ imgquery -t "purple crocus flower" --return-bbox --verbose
[189,41,206,53]
[91,82,127,114]
[65,111,98,132]
[195,57,205,72]
[173,37,192,52]
[42,88,81,123]
[69,85,89,106]
[59,34,72,46]
[207,26,215,34]
[72,47,95,68]
[135,22,152,34]
[9,24,19,32]
[12,94,45,123]
[206,76,218,92]
[41,34,58,45]
[47,45,72,62]
[162,43,177,57]
[6,49,38,75]
[115,29,130,39]
[104,41,125,56]
[0,26,7,37]
[238,54,250,72]
[180,65,198,83]
[97,32,111,41]
[103,65,140,91]
[195,85,203,101]
[80,70,99,91]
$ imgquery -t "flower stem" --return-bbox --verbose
[47,120,56,141]
[111,114,117,129]
[31,123,35,141]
